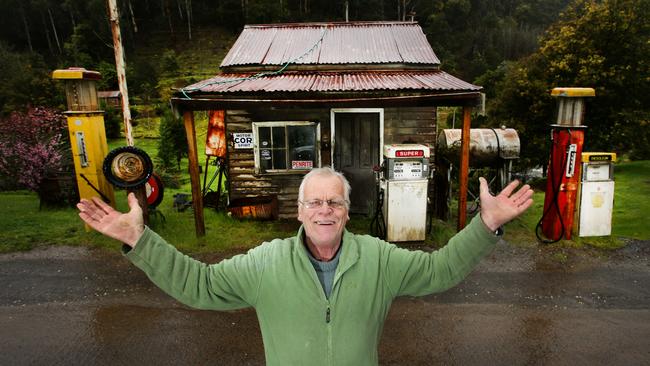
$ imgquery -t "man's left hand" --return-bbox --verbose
[479,177,534,232]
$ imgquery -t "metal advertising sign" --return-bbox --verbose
[233,133,254,149]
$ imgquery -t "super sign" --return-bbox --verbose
[395,150,424,157]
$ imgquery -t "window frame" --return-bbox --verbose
[252,121,320,175]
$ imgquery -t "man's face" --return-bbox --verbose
[298,175,350,249]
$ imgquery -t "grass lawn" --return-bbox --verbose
[503,159,650,249]
[1,156,647,254]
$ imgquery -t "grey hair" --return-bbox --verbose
[298,167,351,205]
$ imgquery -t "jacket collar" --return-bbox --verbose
[295,225,360,275]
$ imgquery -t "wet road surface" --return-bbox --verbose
[1,240,649,365]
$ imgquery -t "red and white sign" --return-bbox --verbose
[395,150,424,157]
[383,144,430,159]
[292,160,313,169]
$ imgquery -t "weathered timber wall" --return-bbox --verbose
[225,106,436,219]
[225,108,330,219]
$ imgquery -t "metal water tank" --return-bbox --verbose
[437,128,520,166]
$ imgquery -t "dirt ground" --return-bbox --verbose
[1,238,648,365]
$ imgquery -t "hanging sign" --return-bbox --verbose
[233,133,254,149]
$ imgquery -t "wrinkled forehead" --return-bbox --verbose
[302,174,345,198]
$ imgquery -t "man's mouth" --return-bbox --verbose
[315,220,336,225]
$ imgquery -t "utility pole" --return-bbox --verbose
[107,0,134,147]
[106,0,148,222]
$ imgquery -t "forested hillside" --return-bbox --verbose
[0,0,648,185]
[1,0,570,106]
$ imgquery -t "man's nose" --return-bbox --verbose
[317,201,335,212]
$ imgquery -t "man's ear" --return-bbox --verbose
[297,206,304,223]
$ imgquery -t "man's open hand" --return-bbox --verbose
[479,177,534,232]
[77,193,144,247]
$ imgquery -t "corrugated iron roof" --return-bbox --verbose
[183,71,479,94]
[98,90,121,98]
[220,21,440,67]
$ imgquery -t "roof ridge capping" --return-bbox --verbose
[244,21,419,28]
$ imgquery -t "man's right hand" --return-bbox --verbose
[77,192,144,248]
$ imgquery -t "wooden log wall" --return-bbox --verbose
[225,108,330,219]
[225,106,437,219]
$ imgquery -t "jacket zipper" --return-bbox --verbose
[326,305,331,323]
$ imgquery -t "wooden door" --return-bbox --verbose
[334,113,379,214]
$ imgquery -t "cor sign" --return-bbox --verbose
[233,133,254,149]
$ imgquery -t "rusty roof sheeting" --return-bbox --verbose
[183,71,479,94]
[220,22,440,67]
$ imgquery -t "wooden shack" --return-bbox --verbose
[171,21,482,235]
[98,90,122,109]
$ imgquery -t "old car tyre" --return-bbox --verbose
[145,173,164,208]
[102,146,153,189]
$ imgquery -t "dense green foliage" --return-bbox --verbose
[0,0,648,172]
[488,0,650,167]
[1,0,570,95]
[157,109,188,169]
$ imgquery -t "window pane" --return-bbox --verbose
[273,149,287,169]
[288,125,316,168]
[258,127,271,148]
[260,148,272,171]
[272,127,286,148]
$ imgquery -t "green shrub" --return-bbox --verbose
[157,109,187,170]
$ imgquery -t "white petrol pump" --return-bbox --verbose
[380,144,430,242]
[577,152,616,237]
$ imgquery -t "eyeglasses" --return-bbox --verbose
[299,199,349,210]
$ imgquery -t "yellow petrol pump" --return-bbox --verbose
[52,67,115,207]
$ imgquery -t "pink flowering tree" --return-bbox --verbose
[0,107,69,194]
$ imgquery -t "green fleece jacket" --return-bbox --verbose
[125,214,499,365]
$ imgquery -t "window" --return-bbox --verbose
[253,121,319,173]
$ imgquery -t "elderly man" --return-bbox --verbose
[77,167,533,366]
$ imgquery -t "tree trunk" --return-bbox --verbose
[69,10,76,28]
[128,0,138,33]
[241,0,247,21]
[397,0,400,21]
[48,8,62,54]
[165,0,174,34]
[177,0,183,19]
[185,0,192,40]
[41,11,54,56]
[20,5,33,53]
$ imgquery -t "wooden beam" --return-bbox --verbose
[183,111,205,237]
[457,106,471,231]
[170,92,482,110]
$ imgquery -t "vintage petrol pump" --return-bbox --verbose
[52,67,115,206]
[380,144,430,242]
[577,152,616,237]
[538,87,595,242]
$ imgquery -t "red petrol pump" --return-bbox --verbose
[537,87,595,242]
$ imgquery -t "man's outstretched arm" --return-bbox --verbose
[385,178,534,297]
[76,193,264,310]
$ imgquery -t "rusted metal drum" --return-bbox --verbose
[228,195,279,220]
[437,128,520,166]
